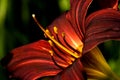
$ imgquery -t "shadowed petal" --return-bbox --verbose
[87,0,118,16]
[96,0,118,10]
[1,40,69,80]
[84,9,120,53]
[52,59,86,80]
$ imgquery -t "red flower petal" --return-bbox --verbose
[52,59,86,80]
[68,0,92,38]
[2,40,70,80]
[84,9,120,53]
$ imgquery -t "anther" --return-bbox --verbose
[51,36,54,39]
[53,26,58,34]
[49,50,54,56]
[44,29,51,38]
[62,32,65,37]
[48,40,53,46]
[45,29,51,35]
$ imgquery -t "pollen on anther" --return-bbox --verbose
[49,50,54,56]
[44,29,51,38]
[62,32,65,37]
[53,26,58,34]
[48,40,53,46]
[51,36,55,39]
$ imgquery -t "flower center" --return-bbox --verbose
[32,14,82,59]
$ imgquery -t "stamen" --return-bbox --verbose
[49,50,65,69]
[53,26,58,34]
[49,50,54,56]
[44,29,51,38]
[48,40,53,46]
[51,55,64,70]
[51,36,54,39]
[49,40,74,65]
[32,14,80,58]
[49,48,67,69]
[62,32,82,57]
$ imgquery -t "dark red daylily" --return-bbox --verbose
[1,0,120,80]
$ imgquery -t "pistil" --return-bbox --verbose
[32,14,81,58]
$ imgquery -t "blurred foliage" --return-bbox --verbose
[0,0,120,80]
[0,0,7,59]
[100,41,120,76]
[58,0,70,12]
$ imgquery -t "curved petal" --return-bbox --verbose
[67,0,92,38]
[52,59,86,80]
[84,9,120,53]
[1,40,69,80]
[96,0,118,10]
